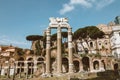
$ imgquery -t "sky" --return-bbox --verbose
[0,0,120,49]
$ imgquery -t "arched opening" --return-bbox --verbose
[114,63,118,70]
[73,60,79,72]
[37,57,44,75]
[101,60,106,70]
[17,57,24,74]
[51,58,56,73]
[37,57,44,66]
[93,61,99,70]
[62,58,68,73]
[27,58,34,75]
[82,57,90,71]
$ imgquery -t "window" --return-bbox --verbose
[90,42,93,47]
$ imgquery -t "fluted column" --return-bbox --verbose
[68,28,73,73]
[57,26,62,74]
[45,28,51,75]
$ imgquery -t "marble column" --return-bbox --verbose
[68,28,73,73]
[45,28,51,75]
[57,26,62,74]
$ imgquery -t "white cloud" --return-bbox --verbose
[59,4,74,15]
[59,0,115,15]
[70,0,92,8]
[95,0,115,9]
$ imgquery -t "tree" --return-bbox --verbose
[74,26,104,40]
[51,31,68,42]
[26,35,43,55]
[26,35,43,41]
[73,26,105,54]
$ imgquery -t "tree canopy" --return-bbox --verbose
[26,35,43,41]
[73,26,105,40]
[51,31,68,41]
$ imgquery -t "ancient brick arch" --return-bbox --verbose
[82,57,90,71]
[62,57,69,73]
[73,59,80,72]
[36,56,45,61]
[93,60,99,70]
[26,56,34,61]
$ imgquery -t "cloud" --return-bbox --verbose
[95,0,115,9]
[59,0,115,15]
[59,4,74,15]
[70,0,92,8]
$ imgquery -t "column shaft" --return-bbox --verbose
[68,28,73,73]
[46,29,51,74]
[57,27,62,74]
